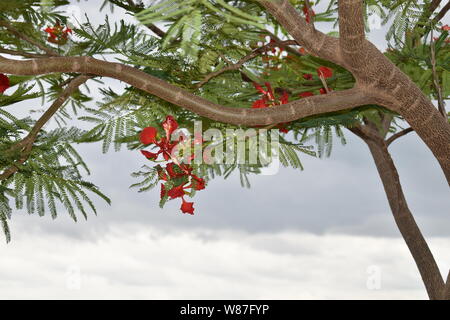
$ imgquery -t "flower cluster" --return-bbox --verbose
[0,73,10,94]
[139,116,206,215]
[44,23,72,45]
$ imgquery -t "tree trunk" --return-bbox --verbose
[359,134,445,299]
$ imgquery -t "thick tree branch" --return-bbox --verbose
[338,0,366,65]
[259,0,343,66]
[350,125,446,300]
[386,128,414,146]
[0,21,59,57]
[0,55,372,126]
[0,75,91,181]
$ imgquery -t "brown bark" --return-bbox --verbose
[351,125,446,300]
[0,56,372,126]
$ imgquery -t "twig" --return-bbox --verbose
[0,47,51,59]
[0,75,92,181]
[0,21,59,57]
[195,40,297,88]
[386,127,414,146]
[434,1,450,23]
[304,0,315,26]
[430,28,446,118]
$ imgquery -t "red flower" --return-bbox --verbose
[252,99,267,109]
[317,66,333,79]
[162,115,178,138]
[299,48,306,55]
[320,88,332,95]
[64,28,73,34]
[168,185,185,199]
[303,73,313,80]
[140,126,158,145]
[192,175,206,191]
[180,198,195,215]
[442,25,450,31]
[280,91,289,104]
[44,27,57,39]
[141,150,158,160]
[277,124,289,134]
[299,91,314,98]
[166,163,181,179]
[0,74,10,94]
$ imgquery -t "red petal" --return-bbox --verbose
[252,99,267,109]
[140,127,158,145]
[0,74,10,94]
[299,91,314,98]
[253,82,267,94]
[302,73,313,80]
[319,88,332,95]
[317,66,333,79]
[280,91,289,104]
[191,175,206,191]
[168,185,185,199]
[180,198,195,215]
[162,115,178,138]
[140,150,158,160]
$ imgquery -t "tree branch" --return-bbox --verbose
[0,21,59,57]
[259,0,343,66]
[0,47,51,59]
[0,75,91,181]
[0,55,372,127]
[386,127,414,146]
[434,1,450,24]
[350,123,446,300]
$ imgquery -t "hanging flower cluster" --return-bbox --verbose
[139,116,206,215]
[0,73,10,94]
[44,23,72,45]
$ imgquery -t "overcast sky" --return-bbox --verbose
[0,1,448,300]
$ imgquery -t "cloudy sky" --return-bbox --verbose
[0,1,448,299]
